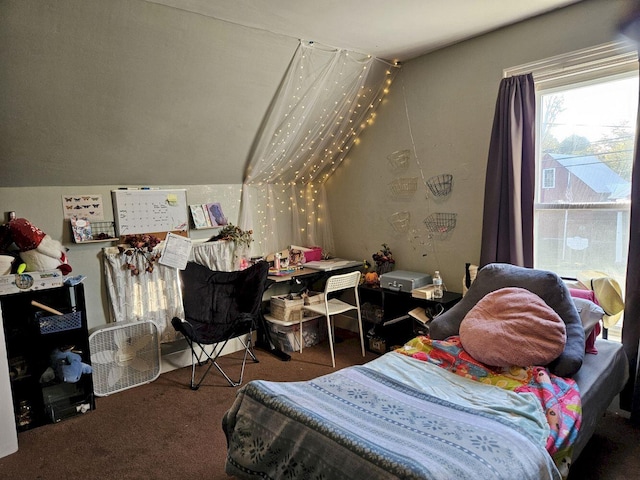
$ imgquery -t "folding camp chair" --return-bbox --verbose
[171,260,270,389]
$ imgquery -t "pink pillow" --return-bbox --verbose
[569,288,602,354]
[460,287,567,367]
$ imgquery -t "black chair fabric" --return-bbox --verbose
[179,260,269,342]
[172,260,270,388]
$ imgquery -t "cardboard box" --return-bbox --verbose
[0,271,64,295]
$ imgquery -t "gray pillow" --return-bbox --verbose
[429,263,585,377]
[573,297,604,337]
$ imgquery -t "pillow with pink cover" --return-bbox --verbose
[569,288,603,354]
[460,287,567,367]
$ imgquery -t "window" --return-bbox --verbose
[542,168,556,189]
[507,42,638,341]
[534,74,636,283]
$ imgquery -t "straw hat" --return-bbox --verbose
[577,270,625,328]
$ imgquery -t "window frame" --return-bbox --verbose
[505,42,637,280]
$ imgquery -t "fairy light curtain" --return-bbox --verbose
[239,40,400,255]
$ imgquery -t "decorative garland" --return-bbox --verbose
[118,234,162,275]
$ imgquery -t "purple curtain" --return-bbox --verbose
[622,69,640,420]
[479,74,535,268]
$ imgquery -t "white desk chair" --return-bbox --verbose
[303,270,365,367]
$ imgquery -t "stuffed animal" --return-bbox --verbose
[3,218,72,274]
[50,348,92,383]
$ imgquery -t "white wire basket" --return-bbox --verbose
[387,150,410,171]
[388,177,418,197]
[388,211,410,232]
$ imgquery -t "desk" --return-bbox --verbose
[267,267,322,284]
[258,261,361,361]
[302,259,362,271]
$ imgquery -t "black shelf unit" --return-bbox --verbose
[359,284,462,353]
[1,283,94,432]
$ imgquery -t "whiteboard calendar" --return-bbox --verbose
[112,189,189,236]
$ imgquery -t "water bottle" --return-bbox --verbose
[433,271,443,299]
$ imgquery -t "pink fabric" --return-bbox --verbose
[568,288,596,302]
[569,288,600,354]
[460,287,566,367]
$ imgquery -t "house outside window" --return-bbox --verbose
[507,42,638,341]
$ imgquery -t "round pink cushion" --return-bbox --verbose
[459,287,566,367]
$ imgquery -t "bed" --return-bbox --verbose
[222,264,629,479]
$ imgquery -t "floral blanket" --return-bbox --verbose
[397,336,581,470]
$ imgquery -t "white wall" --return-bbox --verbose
[0,0,295,331]
[0,0,632,333]
[326,0,630,292]
[0,185,242,330]
[0,0,297,187]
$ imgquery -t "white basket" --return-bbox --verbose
[387,150,410,171]
[270,295,305,322]
[388,211,410,232]
[389,177,418,197]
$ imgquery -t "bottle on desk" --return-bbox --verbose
[274,253,281,272]
[433,271,443,299]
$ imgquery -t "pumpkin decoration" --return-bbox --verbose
[364,271,379,285]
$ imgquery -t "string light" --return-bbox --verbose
[244,43,400,250]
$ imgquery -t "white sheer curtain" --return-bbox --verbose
[239,40,400,256]
[102,241,236,343]
[189,240,239,271]
[103,247,183,343]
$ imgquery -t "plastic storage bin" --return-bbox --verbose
[266,317,327,353]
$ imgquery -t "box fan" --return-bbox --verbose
[88,321,161,396]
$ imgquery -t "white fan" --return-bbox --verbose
[88,321,161,396]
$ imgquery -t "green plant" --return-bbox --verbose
[209,224,254,248]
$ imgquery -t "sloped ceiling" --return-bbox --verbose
[1,0,586,187]
[146,0,583,62]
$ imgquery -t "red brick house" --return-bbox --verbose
[539,153,630,204]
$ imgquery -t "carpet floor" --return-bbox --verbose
[0,335,637,480]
